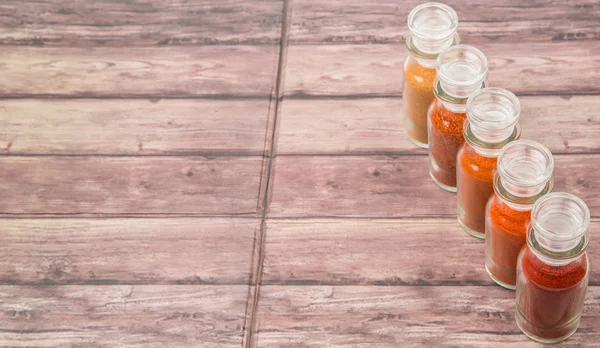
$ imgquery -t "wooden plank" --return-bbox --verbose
[0,99,270,155]
[262,219,600,286]
[0,156,262,216]
[0,0,283,46]
[284,43,600,96]
[276,96,600,155]
[0,285,248,347]
[0,46,278,97]
[254,285,600,347]
[288,0,600,44]
[0,218,257,285]
[268,155,600,217]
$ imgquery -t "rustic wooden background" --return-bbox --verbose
[0,0,599,347]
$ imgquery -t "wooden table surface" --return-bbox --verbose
[1,1,599,347]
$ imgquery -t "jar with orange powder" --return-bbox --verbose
[428,45,488,191]
[457,88,521,238]
[485,140,554,289]
[403,3,459,148]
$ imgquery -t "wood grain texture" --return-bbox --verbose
[0,218,257,285]
[0,46,278,97]
[268,155,600,217]
[262,219,600,286]
[0,157,263,216]
[0,0,283,46]
[0,285,248,347]
[254,285,600,347]
[288,0,600,44]
[276,96,600,155]
[0,99,270,155]
[284,42,600,96]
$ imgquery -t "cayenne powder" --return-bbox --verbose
[486,197,531,286]
[515,193,590,343]
[485,140,554,289]
[517,247,588,341]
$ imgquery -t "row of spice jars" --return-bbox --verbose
[403,2,592,344]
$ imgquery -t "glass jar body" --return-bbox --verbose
[516,246,589,343]
[485,195,531,289]
[428,98,466,191]
[457,141,497,237]
[403,56,436,148]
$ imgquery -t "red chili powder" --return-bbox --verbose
[457,143,496,233]
[518,247,588,340]
[429,99,466,188]
[486,196,531,286]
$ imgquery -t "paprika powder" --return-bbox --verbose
[403,3,459,148]
[485,140,554,289]
[515,193,590,343]
[428,45,488,191]
[457,88,521,238]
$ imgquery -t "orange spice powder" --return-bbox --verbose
[429,99,465,188]
[403,58,436,145]
[486,196,531,286]
[457,143,497,234]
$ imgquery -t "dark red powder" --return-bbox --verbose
[517,247,588,340]
[486,196,531,287]
[429,99,466,188]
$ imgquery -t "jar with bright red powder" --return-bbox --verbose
[485,140,554,289]
[516,193,590,343]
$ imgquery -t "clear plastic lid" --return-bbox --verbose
[466,88,520,143]
[531,192,590,254]
[436,45,488,98]
[497,140,554,198]
[407,2,458,55]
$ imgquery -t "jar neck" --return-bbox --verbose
[407,54,437,69]
[527,227,588,266]
[406,33,460,69]
[463,122,519,157]
[494,174,552,211]
[433,79,486,113]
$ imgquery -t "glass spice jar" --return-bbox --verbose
[457,88,521,238]
[428,45,488,191]
[516,193,590,343]
[485,140,554,289]
[403,2,459,148]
